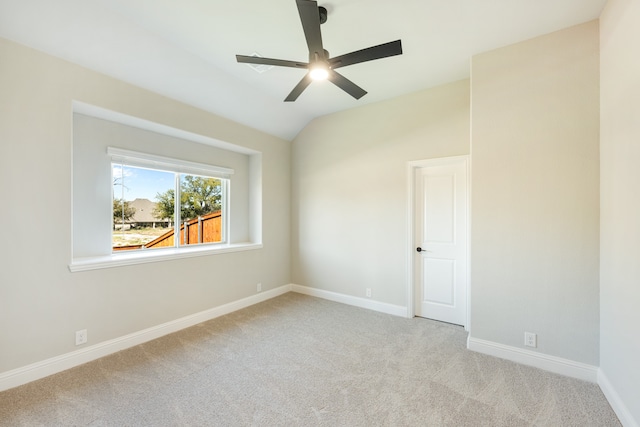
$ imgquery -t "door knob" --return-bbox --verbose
[416,247,423,252]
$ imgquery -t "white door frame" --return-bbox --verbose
[406,155,471,331]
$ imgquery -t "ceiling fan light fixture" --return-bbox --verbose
[309,64,329,80]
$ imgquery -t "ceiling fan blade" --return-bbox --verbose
[329,40,403,69]
[296,0,324,58]
[236,55,308,69]
[328,70,367,100]
[284,73,313,102]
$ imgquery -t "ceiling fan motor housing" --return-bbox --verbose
[310,49,331,63]
[319,6,327,24]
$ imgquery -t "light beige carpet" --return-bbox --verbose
[0,293,620,426]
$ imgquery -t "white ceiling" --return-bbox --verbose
[0,0,606,140]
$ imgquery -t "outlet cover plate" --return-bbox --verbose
[524,332,537,348]
[75,329,87,346]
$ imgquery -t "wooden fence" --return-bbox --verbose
[113,211,222,252]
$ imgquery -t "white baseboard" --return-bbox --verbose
[291,284,407,317]
[598,369,639,427]
[467,336,598,383]
[0,284,292,392]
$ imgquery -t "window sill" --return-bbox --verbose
[69,242,262,272]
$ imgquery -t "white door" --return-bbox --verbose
[414,157,468,326]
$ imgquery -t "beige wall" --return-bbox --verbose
[0,38,291,373]
[470,21,600,364]
[291,80,470,306]
[600,0,640,423]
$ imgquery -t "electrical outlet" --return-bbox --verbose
[257,283,262,292]
[366,288,372,298]
[524,332,537,348]
[75,329,87,346]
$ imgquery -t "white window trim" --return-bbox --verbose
[110,146,232,250]
[68,147,254,272]
[69,242,263,272]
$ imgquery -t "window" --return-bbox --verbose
[109,147,233,252]
[71,110,262,272]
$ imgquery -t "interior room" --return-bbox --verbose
[0,0,638,425]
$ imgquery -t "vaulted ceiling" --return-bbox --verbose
[0,0,607,140]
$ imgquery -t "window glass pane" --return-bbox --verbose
[112,164,175,252]
[179,174,224,246]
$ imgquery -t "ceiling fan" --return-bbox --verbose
[236,0,403,102]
